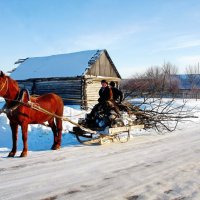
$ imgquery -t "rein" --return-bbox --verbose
[27,101,96,134]
[0,96,96,134]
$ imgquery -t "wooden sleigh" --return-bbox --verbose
[71,123,144,145]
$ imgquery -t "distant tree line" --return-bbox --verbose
[121,62,200,99]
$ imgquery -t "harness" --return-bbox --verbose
[0,89,30,115]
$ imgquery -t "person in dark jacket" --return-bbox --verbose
[88,80,113,118]
[98,80,113,103]
[109,81,123,103]
[86,80,121,127]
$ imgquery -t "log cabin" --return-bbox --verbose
[11,49,121,108]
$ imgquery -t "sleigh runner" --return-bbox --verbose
[72,124,144,145]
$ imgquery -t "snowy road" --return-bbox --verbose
[0,125,200,200]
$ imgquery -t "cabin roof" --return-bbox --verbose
[11,49,121,80]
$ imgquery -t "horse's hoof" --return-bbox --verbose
[51,145,60,150]
[8,152,16,157]
[20,152,27,157]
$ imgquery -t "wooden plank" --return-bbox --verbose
[109,125,144,135]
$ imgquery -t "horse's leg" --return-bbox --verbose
[54,100,63,149]
[49,118,60,150]
[8,122,18,157]
[20,123,28,157]
[55,118,62,149]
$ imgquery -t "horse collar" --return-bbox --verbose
[18,89,30,102]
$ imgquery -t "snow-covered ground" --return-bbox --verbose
[0,98,200,200]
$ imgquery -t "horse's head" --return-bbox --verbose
[0,71,8,97]
[0,71,20,99]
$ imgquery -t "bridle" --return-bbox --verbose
[0,78,8,96]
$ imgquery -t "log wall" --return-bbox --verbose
[17,76,120,108]
[17,78,82,105]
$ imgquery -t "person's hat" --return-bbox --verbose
[101,79,108,84]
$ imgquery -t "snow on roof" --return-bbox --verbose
[11,50,103,80]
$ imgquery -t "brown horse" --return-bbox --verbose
[0,71,64,157]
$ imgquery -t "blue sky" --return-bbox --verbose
[0,0,200,78]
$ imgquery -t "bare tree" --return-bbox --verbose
[120,74,150,98]
[161,62,179,93]
[123,98,197,132]
[121,62,179,98]
[185,63,200,91]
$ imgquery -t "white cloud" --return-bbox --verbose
[70,25,145,50]
[177,55,200,66]
[153,34,200,53]
[166,39,200,50]
[28,24,144,57]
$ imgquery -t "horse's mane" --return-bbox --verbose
[7,75,20,91]
[7,75,19,86]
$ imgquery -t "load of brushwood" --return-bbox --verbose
[80,98,197,132]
